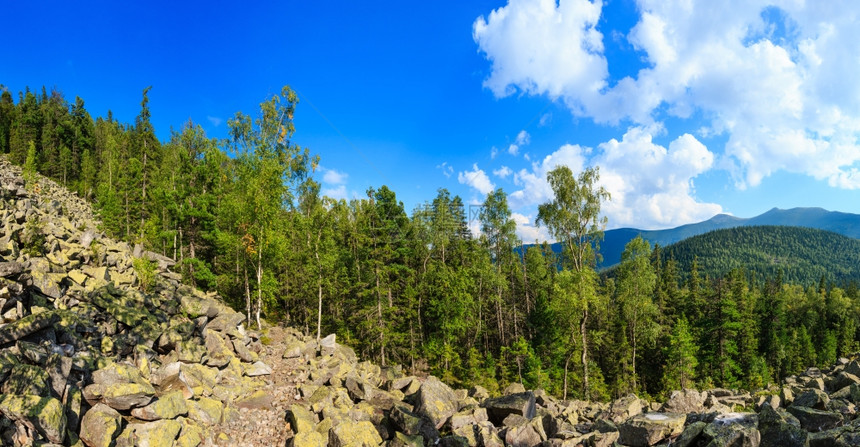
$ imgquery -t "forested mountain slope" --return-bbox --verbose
[595,208,860,268]
[659,226,860,286]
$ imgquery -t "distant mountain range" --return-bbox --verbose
[591,207,860,268]
[654,226,860,286]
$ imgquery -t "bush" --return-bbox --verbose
[133,257,156,292]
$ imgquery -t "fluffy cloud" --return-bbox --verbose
[493,166,513,179]
[458,163,496,195]
[595,128,722,229]
[508,130,531,156]
[512,212,552,243]
[507,128,722,229]
[322,168,348,185]
[473,0,607,111]
[508,143,587,209]
[474,0,860,189]
[322,185,348,200]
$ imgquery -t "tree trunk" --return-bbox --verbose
[244,266,251,326]
[581,307,589,398]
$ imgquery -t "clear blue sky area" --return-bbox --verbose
[3,1,860,241]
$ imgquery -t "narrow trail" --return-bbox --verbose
[210,326,303,446]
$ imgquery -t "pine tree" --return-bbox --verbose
[662,316,699,391]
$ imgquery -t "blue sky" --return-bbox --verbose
[4,0,860,242]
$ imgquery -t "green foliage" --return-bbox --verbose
[22,217,46,257]
[23,140,37,186]
[133,257,156,292]
[663,226,860,286]
[662,316,698,392]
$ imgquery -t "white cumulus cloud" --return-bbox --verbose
[322,168,348,185]
[507,128,722,229]
[458,164,496,195]
[512,212,552,243]
[474,0,860,190]
[493,166,513,179]
[322,185,348,200]
[508,130,531,156]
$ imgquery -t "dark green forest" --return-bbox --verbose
[1,84,859,401]
[659,226,860,286]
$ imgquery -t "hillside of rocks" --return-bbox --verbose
[3,157,860,447]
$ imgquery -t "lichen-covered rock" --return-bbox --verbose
[662,389,708,414]
[80,403,122,447]
[672,421,707,447]
[131,390,188,421]
[605,394,643,423]
[294,430,327,447]
[288,404,317,434]
[414,376,459,429]
[0,394,67,444]
[757,404,807,447]
[328,419,383,447]
[1,363,51,396]
[0,310,59,344]
[100,382,156,410]
[701,413,760,447]
[187,397,223,426]
[116,419,182,447]
[786,405,842,432]
[618,412,686,447]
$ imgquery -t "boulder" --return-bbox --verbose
[617,412,686,447]
[830,371,860,392]
[99,382,156,410]
[0,261,23,277]
[130,390,188,421]
[786,405,842,432]
[757,404,808,447]
[0,310,59,344]
[662,389,708,414]
[606,394,643,423]
[414,376,458,429]
[0,394,67,444]
[700,413,760,447]
[482,392,536,426]
[793,389,830,410]
[116,419,182,447]
[503,416,546,447]
[672,421,707,447]
[328,419,383,447]
[79,403,122,447]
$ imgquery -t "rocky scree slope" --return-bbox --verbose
[283,330,860,447]
[0,158,272,446]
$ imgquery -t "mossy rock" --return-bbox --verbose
[0,394,67,444]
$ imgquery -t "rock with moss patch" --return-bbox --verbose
[0,394,67,444]
[80,403,122,447]
[328,419,383,447]
[131,391,188,421]
[414,376,458,430]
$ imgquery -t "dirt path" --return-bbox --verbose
[208,326,303,447]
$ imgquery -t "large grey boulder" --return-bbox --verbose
[757,404,808,447]
[413,376,458,429]
[482,392,536,426]
[700,413,760,447]
[617,412,686,447]
[786,405,842,432]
